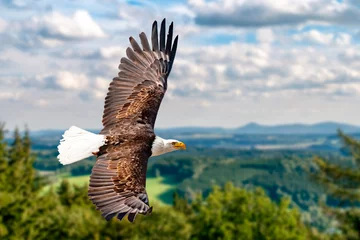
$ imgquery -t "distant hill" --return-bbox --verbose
[157,122,360,135]
[235,122,360,135]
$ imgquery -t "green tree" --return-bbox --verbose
[184,182,310,240]
[0,126,46,239]
[0,123,7,181]
[313,131,360,239]
[115,204,192,240]
[0,123,9,237]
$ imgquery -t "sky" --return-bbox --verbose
[1,0,360,130]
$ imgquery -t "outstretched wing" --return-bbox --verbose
[101,19,178,134]
[89,142,152,222]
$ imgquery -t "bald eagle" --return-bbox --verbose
[57,19,185,222]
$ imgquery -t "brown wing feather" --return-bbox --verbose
[100,19,178,134]
[89,140,153,222]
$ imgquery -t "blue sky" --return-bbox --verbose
[0,0,360,130]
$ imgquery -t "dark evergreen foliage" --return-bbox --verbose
[313,130,360,239]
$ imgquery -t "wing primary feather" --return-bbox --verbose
[140,32,151,52]
[102,202,128,213]
[140,32,155,61]
[165,22,173,57]
[169,35,178,74]
[129,36,151,63]
[152,20,160,57]
[128,212,137,222]
[129,37,142,53]
[96,198,123,208]
[120,58,143,76]
[117,211,128,221]
[104,212,117,221]
[160,18,166,52]
[126,47,147,68]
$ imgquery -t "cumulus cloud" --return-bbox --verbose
[293,30,352,46]
[166,42,360,101]
[58,46,124,59]
[0,17,7,32]
[335,33,352,46]
[256,28,275,43]
[0,91,23,100]
[293,30,334,45]
[92,77,109,99]
[191,0,360,28]
[2,10,106,50]
[54,71,88,90]
[34,10,106,40]
[15,71,89,91]
[0,0,31,9]
[338,47,360,63]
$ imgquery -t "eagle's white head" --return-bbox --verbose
[151,136,186,157]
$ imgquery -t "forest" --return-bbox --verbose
[1,124,360,239]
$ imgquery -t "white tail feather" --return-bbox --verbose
[57,126,106,165]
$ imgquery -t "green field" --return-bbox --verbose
[44,174,177,205]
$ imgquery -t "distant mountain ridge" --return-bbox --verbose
[234,122,360,134]
[16,121,360,138]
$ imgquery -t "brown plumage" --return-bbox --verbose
[88,19,178,222]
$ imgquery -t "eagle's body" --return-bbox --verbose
[57,19,185,222]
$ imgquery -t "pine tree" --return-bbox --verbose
[6,127,38,193]
[57,180,73,206]
[0,123,9,238]
[0,126,46,239]
[0,123,8,187]
[313,130,360,239]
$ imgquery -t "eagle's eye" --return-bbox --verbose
[171,142,176,145]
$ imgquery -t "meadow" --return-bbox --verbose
[42,173,177,205]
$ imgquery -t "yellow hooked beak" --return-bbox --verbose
[173,142,186,150]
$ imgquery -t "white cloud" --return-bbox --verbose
[293,30,334,45]
[1,0,30,9]
[0,91,22,100]
[33,10,106,40]
[98,46,124,58]
[56,46,124,59]
[35,99,49,107]
[0,10,107,50]
[18,71,90,90]
[191,0,360,28]
[167,42,360,102]
[335,33,352,46]
[0,17,7,32]
[55,71,88,90]
[92,77,109,99]
[325,82,360,96]
[293,30,352,46]
[95,77,109,90]
[39,38,64,48]
[339,47,360,62]
[256,28,275,43]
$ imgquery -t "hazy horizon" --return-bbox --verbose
[6,120,359,132]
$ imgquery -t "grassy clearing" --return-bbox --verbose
[146,176,177,205]
[42,173,177,205]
